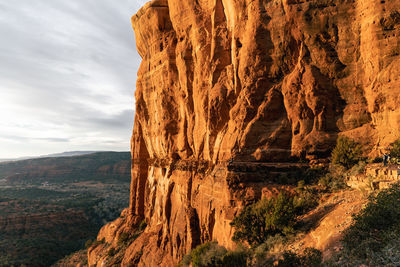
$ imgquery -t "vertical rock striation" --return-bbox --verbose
[89,0,400,266]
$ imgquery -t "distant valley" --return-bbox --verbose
[0,152,131,266]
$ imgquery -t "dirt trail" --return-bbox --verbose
[291,190,367,259]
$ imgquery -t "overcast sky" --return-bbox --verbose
[0,0,148,158]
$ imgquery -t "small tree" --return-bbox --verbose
[231,192,302,246]
[331,136,362,169]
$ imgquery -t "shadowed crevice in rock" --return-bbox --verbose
[129,120,149,219]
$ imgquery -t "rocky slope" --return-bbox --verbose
[89,0,400,266]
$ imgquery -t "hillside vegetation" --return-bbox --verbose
[179,138,400,266]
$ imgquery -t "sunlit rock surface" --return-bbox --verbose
[89,0,400,266]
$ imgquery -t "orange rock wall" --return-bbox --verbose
[89,0,400,266]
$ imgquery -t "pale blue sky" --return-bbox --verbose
[0,0,148,158]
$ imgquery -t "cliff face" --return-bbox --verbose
[89,0,400,265]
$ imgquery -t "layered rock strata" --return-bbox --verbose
[89,0,400,266]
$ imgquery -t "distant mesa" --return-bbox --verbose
[0,150,127,163]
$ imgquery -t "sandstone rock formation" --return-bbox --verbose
[89,0,400,266]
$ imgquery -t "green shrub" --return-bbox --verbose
[318,164,347,191]
[138,220,147,231]
[85,239,93,249]
[348,161,366,176]
[117,232,131,246]
[92,238,105,247]
[253,243,269,262]
[180,242,248,267]
[191,242,226,267]
[370,156,383,163]
[179,254,192,267]
[250,235,287,266]
[231,192,317,246]
[231,193,293,246]
[296,180,305,191]
[277,248,322,267]
[221,250,248,267]
[302,167,327,185]
[294,188,320,214]
[390,139,400,159]
[107,247,116,257]
[340,183,400,264]
[116,221,147,248]
[277,251,302,267]
[370,232,400,266]
[331,136,363,169]
[264,193,297,235]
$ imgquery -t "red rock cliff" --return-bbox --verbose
[89,0,400,265]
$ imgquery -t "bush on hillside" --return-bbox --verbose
[318,161,367,192]
[85,239,93,249]
[276,248,322,267]
[301,167,328,185]
[331,136,363,169]
[318,164,347,191]
[390,139,400,159]
[117,232,131,246]
[107,247,116,257]
[339,183,400,265]
[348,161,366,176]
[370,156,383,163]
[117,220,147,247]
[91,238,105,247]
[231,192,318,246]
[179,242,248,267]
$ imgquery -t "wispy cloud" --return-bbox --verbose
[0,0,148,158]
